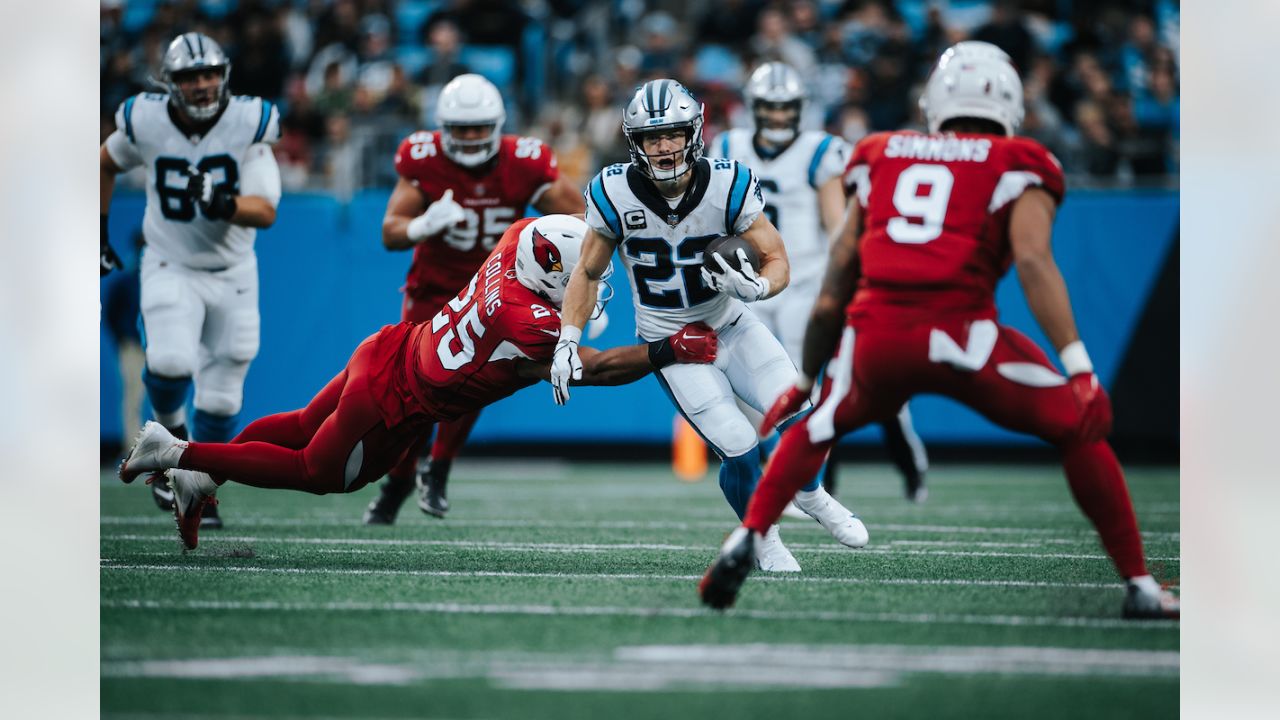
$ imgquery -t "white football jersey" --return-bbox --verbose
[711,129,849,284]
[585,158,765,341]
[105,93,281,270]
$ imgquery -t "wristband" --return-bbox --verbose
[795,372,815,393]
[559,325,582,345]
[1059,340,1093,376]
[648,337,676,369]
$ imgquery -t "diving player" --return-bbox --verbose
[101,32,282,528]
[554,79,869,572]
[712,61,928,503]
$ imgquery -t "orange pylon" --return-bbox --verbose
[673,415,707,482]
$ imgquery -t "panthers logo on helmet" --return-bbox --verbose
[531,229,563,273]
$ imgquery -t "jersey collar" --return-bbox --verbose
[626,158,711,227]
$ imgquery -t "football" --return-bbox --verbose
[702,235,760,275]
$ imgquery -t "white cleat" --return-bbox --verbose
[166,469,219,550]
[780,501,809,520]
[754,525,801,572]
[119,421,188,484]
[793,487,870,548]
[1122,576,1180,620]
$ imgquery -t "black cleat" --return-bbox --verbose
[363,474,415,525]
[200,500,224,529]
[698,527,758,610]
[417,458,452,518]
[904,472,928,503]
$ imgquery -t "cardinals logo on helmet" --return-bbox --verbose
[531,229,563,273]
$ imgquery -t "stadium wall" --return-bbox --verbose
[101,189,1178,456]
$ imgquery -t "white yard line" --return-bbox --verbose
[99,533,1180,561]
[100,563,1129,589]
[101,597,1177,631]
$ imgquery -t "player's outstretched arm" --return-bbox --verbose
[1011,187,1112,442]
[520,322,718,386]
[739,213,790,299]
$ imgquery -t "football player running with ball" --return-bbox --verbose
[119,215,718,551]
[555,80,868,573]
[366,74,586,525]
[700,42,1179,619]
[101,33,283,529]
[713,61,929,504]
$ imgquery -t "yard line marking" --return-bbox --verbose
[98,516,1180,541]
[100,563,1130,589]
[101,598,1178,631]
[100,533,1180,561]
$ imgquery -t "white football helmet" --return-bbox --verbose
[745,62,805,144]
[919,41,1024,136]
[160,32,231,122]
[437,73,506,166]
[514,215,613,314]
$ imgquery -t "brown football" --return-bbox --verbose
[702,235,760,274]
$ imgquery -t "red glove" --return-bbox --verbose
[1069,372,1113,444]
[670,322,717,363]
[760,383,811,438]
[648,322,717,367]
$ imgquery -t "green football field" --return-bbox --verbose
[100,460,1179,719]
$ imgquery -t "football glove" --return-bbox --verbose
[407,188,467,241]
[101,215,123,276]
[550,326,583,405]
[700,249,770,303]
[1069,372,1113,444]
[648,322,717,368]
[185,167,237,220]
[759,376,814,438]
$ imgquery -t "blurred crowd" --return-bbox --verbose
[101,0,1180,194]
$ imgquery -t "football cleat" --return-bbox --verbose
[363,474,415,525]
[699,526,758,610]
[905,473,928,503]
[417,458,452,518]
[149,472,176,511]
[792,487,870,548]
[755,525,801,572]
[1122,578,1180,620]
[119,421,188,484]
[165,469,218,550]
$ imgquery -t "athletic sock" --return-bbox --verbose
[718,451,761,520]
[193,409,239,444]
[143,368,191,428]
[1061,440,1148,579]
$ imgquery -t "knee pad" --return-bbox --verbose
[696,408,758,460]
[193,409,239,444]
[194,386,244,417]
[144,349,196,380]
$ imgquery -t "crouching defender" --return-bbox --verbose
[699,42,1179,619]
[119,215,718,549]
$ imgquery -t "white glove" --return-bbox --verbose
[407,188,466,242]
[586,307,609,340]
[700,248,771,302]
[550,326,584,405]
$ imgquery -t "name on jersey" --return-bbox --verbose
[884,135,992,163]
[482,251,505,316]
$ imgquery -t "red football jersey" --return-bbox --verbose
[397,218,561,421]
[393,131,560,300]
[842,131,1065,320]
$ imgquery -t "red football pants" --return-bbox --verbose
[180,333,428,494]
[386,290,482,480]
[744,317,1148,579]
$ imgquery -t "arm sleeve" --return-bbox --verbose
[989,138,1067,212]
[730,165,764,234]
[810,134,851,188]
[239,143,283,207]
[104,98,144,170]
[584,171,622,240]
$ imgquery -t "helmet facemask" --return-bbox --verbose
[165,65,230,123]
[752,99,802,145]
[441,120,503,167]
[627,123,703,194]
